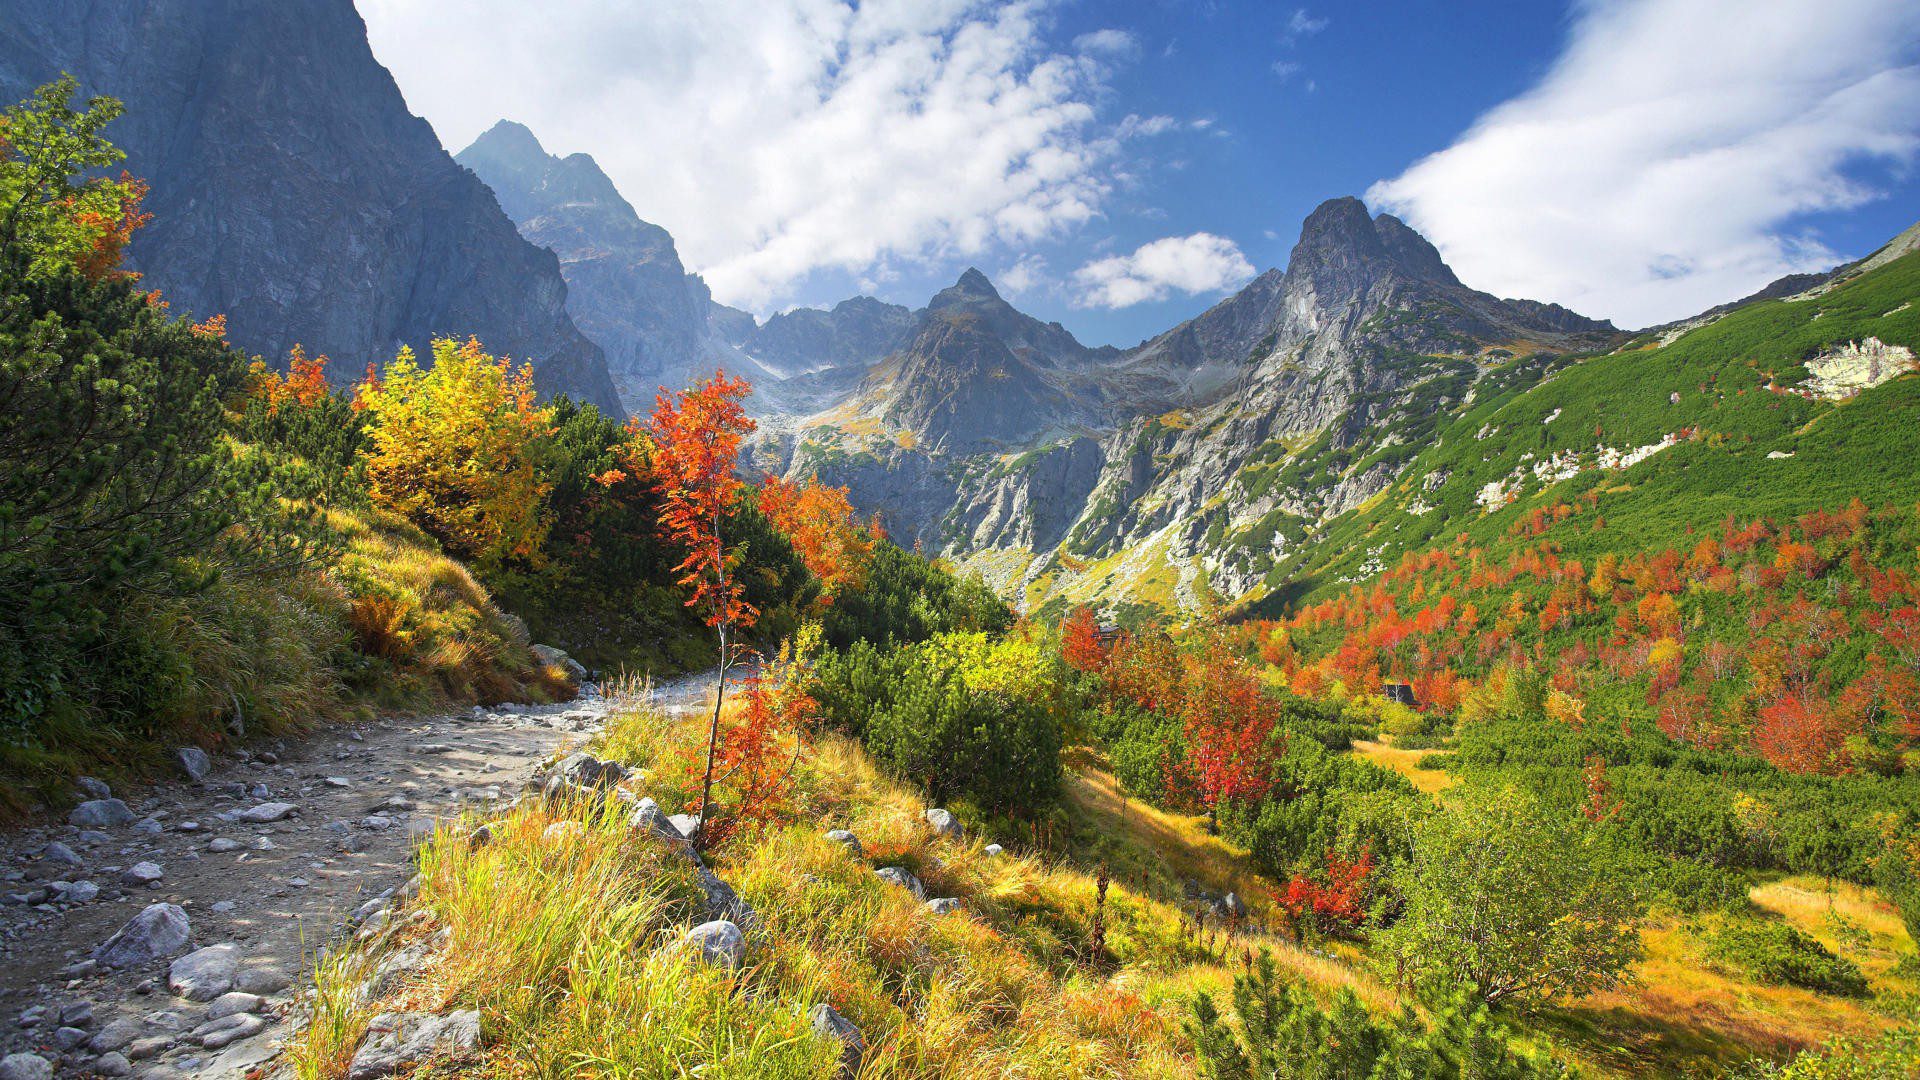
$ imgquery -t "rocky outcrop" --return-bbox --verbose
[0,0,619,411]
[458,121,731,412]
[774,198,1621,610]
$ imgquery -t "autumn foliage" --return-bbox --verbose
[758,473,874,601]
[649,370,758,633]
[357,337,554,568]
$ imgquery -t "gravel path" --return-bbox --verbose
[0,672,713,1079]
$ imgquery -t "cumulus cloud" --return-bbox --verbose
[998,252,1050,295]
[1072,28,1138,57]
[1071,233,1254,308]
[1367,0,1920,328]
[360,0,1131,311]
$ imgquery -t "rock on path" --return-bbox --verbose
[0,669,716,1078]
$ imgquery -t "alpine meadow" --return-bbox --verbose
[0,2,1917,1079]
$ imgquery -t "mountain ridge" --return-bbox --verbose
[0,0,620,411]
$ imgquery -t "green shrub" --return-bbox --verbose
[1187,951,1567,1078]
[1707,920,1869,997]
[815,633,1062,814]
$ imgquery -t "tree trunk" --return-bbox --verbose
[694,621,728,850]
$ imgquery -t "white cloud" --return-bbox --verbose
[1072,28,1138,57]
[1116,113,1178,138]
[1071,232,1254,308]
[1282,9,1328,43]
[1271,60,1301,80]
[1367,0,1920,328]
[998,252,1050,295]
[360,0,1130,312]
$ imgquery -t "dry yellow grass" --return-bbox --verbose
[1349,739,1456,795]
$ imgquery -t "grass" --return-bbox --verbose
[1349,739,1456,796]
[285,693,1916,1079]
[285,697,1398,1078]
[0,503,560,818]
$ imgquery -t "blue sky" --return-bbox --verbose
[364,0,1920,344]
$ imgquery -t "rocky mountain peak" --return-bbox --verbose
[1371,212,1461,287]
[933,267,1004,307]
[0,0,619,412]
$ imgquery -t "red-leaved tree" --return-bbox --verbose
[649,370,757,846]
[1061,605,1107,673]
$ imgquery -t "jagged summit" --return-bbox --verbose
[0,5,619,411]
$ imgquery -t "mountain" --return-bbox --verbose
[0,0,620,411]
[777,197,1622,607]
[1246,216,1920,619]
[457,120,738,412]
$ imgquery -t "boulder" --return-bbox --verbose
[824,829,862,856]
[681,920,746,970]
[120,861,165,887]
[925,897,963,915]
[808,1003,865,1077]
[193,1011,267,1049]
[530,644,589,682]
[874,867,925,900]
[169,943,243,1001]
[206,992,265,1020]
[75,776,112,799]
[924,808,962,838]
[0,1053,52,1080]
[626,798,682,842]
[667,814,702,842]
[41,841,83,867]
[693,862,758,931]
[1222,892,1247,918]
[541,751,626,800]
[232,967,290,996]
[982,844,1004,858]
[347,1010,482,1080]
[174,747,212,782]
[230,802,297,823]
[95,904,191,969]
[88,1018,144,1052]
[94,1052,131,1077]
[69,799,135,828]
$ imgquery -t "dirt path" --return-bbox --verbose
[0,672,714,1079]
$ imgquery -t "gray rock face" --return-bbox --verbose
[458,120,725,411]
[169,943,243,1001]
[680,920,746,970]
[808,1003,865,1077]
[0,0,619,412]
[174,747,212,782]
[982,844,1005,858]
[874,867,925,900]
[925,897,963,915]
[347,1010,482,1080]
[69,799,134,828]
[95,904,191,969]
[230,802,298,824]
[824,829,862,857]
[0,1053,52,1080]
[769,198,1620,612]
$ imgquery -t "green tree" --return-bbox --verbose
[0,75,146,280]
[1373,787,1646,1007]
[0,80,302,739]
[1187,951,1566,1079]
